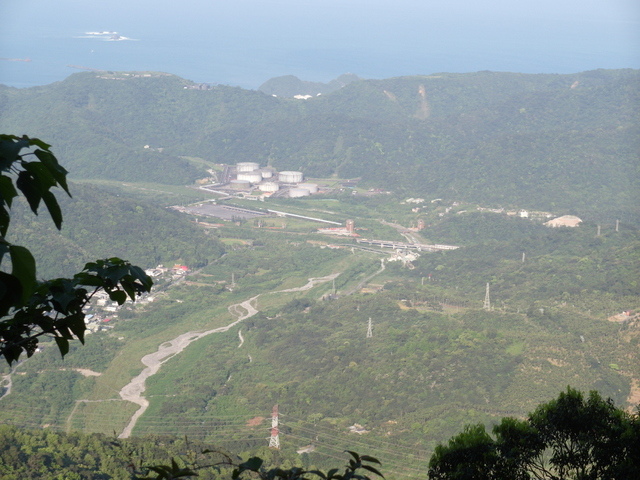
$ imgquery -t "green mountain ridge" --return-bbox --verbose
[258,73,361,97]
[1,69,638,222]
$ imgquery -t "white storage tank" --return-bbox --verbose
[289,187,310,198]
[258,182,280,192]
[229,179,251,190]
[279,171,304,183]
[260,169,274,179]
[237,162,260,173]
[237,172,263,184]
[298,183,318,194]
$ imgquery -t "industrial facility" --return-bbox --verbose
[203,162,322,199]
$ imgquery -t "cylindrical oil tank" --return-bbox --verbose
[229,179,251,190]
[260,169,274,179]
[237,172,263,184]
[289,187,310,198]
[236,162,260,173]
[279,171,304,183]
[258,182,280,192]
[298,183,318,194]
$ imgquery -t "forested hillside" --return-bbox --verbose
[1,69,638,222]
[7,182,225,278]
[2,210,638,477]
[1,68,638,479]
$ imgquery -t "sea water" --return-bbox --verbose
[1,0,638,89]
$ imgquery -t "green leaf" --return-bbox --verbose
[121,279,136,301]
[41,190,63,230]
[54,336,70,357]
[345,451,360,461]
[63,312,86,344]
[0,135,29,171]
[108,289,127,305]
[240,457,263,472]
[47,278,81,312]
[16,171,42,215]
[73,272,107,287]
[9,245,36,304]
[0,271,22,319]
[15,170,42,215]
[33,148,70,195]
[361,465,384,478]
[0,240,10,265]
[23,161,56,189]
[0,206,10,238]
[0,174,18,208]
[1,343,22,364]
[131,265,154,291]
[309,471,327,480]
[26,137,51,150]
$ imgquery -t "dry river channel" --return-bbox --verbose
[117,274,340,438]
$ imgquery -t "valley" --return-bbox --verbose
[0,68,638,478]
[2,179,638,477]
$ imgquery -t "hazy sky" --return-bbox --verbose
[1,0,639,87]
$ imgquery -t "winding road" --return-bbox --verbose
[117,273,339,438]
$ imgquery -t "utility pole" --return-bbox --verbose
[367,318,373,338]
[268,405,280,449]
[616,219,619,232]
[483,283,491,311]
[597,225,601,237]
[522,252,526,263]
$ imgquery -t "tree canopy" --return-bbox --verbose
[428,387,640,480]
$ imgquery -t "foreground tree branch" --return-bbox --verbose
[0,134,152,364]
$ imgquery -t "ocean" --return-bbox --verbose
[1,1,638,89]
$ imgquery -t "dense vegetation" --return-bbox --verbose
[0,424,265,479]
[428,388,640,480]
[7,182,225,278]
[1,69,638,478]
[258,73,361,97]
[3,214,637,477]
[3,389,637,480]
[407,213,640,307]
[1,69,638,222]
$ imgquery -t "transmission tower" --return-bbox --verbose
[483,283,491,311]
[366,318,373,338]
[268,405,280,449]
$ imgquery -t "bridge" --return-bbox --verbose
[356,238,459,252]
